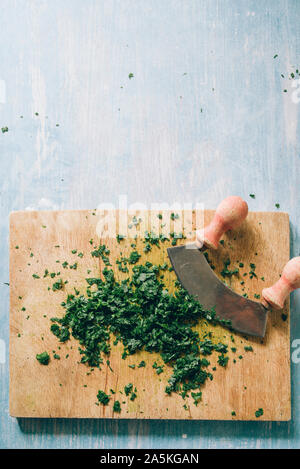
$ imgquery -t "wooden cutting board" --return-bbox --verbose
[9,209,290,421]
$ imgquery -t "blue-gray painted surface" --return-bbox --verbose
[0,0,299,449]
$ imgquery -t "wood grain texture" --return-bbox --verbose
[10,209,290,421]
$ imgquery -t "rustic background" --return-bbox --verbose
[0,0,299,448]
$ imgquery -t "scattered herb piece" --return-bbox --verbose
[217,354,229,367]
[124,383,133,396]
[36,351,50,365]
[191,391,202,406]
[221,259,239,278]
[113,401,121,412]
[152,361,164,375]
[244,346,253,352]
[52,278,64,291]
[97,390,110,405]
[91,244,111,265]
[116,234,125,243]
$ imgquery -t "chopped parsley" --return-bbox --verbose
[152,361,164,375]
[97,390,110,405]
[221,259,238,278]
[244,346,253,352]
[255,408,264,418]
[191,391,202,406]
[124,383,133,396]
[52,278,64,291]
[113,400,121,412]
[217,354,229,367]
[36,351,50,365]
[91,244,111,265]
[47,242,233,401]
[116,234,125,243]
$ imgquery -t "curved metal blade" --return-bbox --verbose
[167,244,267,338]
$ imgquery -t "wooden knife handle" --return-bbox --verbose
[262,257,300,309]
[195,196,248,250]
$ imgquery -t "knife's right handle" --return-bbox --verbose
[262,257,300,309]
[196,196,248,250]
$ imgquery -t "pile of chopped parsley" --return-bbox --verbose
[49,242,233,402]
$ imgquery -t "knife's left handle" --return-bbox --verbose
[195,196,248,250]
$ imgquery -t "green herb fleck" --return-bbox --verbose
[244,346,253,352]
[36,351,50,365]
[191,391,202,406]
[255,408,264,418]
[52,278,64,291]
[113,400,121,412]
[97,390,110,405]
[124,383,133,396]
